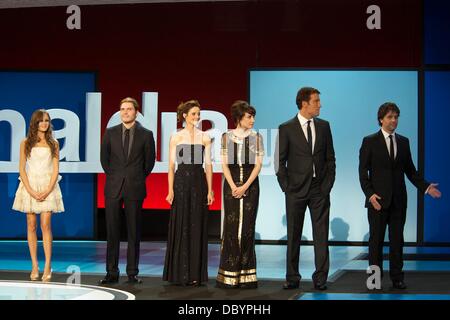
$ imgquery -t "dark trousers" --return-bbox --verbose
[105,192,143,277]
[285,178,330,284]
[368,201,406,282]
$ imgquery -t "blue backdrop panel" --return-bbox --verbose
[425,0,450,64]
[0,71,95,238]
[250,70,418,242]
[424,71,450,242]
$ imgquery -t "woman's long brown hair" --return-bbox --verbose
[25,109,58,159]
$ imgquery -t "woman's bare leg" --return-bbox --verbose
[40,211,53,275]
[26,213,39,275]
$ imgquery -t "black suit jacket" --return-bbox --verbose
[100,122,156,200]
[359,130,429,209]
[276,116,336,198]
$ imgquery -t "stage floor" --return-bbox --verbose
[1,241,450,300]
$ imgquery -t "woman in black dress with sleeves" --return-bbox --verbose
[216,101,264,289]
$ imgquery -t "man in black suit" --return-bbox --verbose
[276,87,336,290]
[99,97,156,284]
[359,102,441,290]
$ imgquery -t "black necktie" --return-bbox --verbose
[124,128,130,159]
[307,120,313,154]
[389,134,395,162]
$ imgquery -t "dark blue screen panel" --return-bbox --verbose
[425,0,450,64]
[0,71,96,238]
[424,71,450,242]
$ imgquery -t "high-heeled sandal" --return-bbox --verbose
[41,270,52,282]
[30,269,39,281]
[187,280,200,287]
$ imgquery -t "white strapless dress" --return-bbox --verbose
[12,147,64,213]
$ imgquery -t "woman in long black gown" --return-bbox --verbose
[163,100,214,286]
[216,101,264,289]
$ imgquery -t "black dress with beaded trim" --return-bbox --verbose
[216,131,264,288]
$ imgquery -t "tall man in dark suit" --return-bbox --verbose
[276,87,336,290]
[100,97,156,284]
[359,102,441,290]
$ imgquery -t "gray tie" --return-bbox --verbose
[124,128,130,159]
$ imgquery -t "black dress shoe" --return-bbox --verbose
[126,276,143,284]
[313,282,328,291]
[392,280,407,290]
[98,274,119,285]
[283,281,300,289]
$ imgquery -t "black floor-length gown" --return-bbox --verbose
[163,143,209,285]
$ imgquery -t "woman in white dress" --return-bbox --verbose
[12,109,64,282]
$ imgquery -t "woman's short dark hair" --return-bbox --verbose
[230,100,256,125]
[377,102,400,126]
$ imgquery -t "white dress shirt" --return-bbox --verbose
[381,128,397,159]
